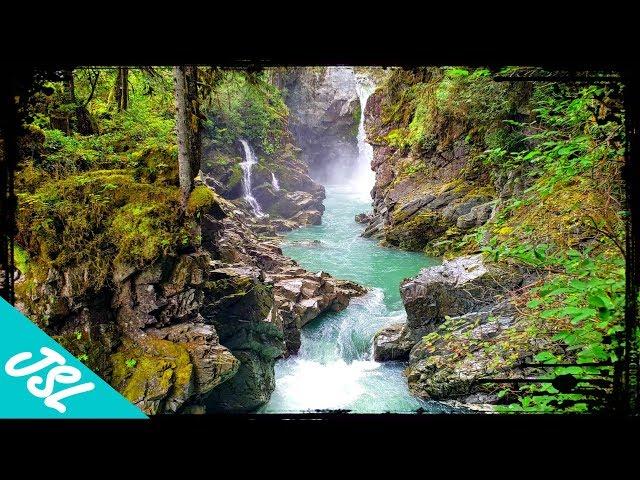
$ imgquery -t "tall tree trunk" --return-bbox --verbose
[63,69,76,104]
[185,66,201,178]
[115,67,129,111]
[174,66,192,206]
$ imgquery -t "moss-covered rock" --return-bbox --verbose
[384,211,447,251]
[111,336,194,414]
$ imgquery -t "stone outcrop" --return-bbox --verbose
[372,323,414,361]
[401,254,525,340]
[358,68,523,255]
[405,302,521,403]
[267,267,365,353]
[16,182,365,414]
[373,254,539,406]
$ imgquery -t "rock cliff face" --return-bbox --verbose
[16,186,364,414]
[361,68,530,255]
[364,69,547,407]
[277,67,360,183]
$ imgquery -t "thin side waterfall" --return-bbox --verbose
[271,172,281,191]
[239,139,265,217]
[353,76,376,198]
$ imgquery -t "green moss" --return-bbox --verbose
[111,337,193,414]
[15,169,190,302]
[187,185,218,215]
[14,244,30,275]
[109,201,184,267]
[385,128,410,149]
[385,211,447,251]
[351,100,361,137]
[54,328,118,381]
[228,164,243,189]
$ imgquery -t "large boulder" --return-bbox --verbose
[401,254,524,340]
[372,323,414,361]
[271,191,324,219]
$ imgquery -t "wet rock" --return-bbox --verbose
[272,191,324,219]
[373,323,414,361]
[252,183,280,211]
[442,197,492,222]
[290,209,322,226]
[395,196,436,221]
[355,212,373,224]
[111,336,196,414]
[201,266,284,412]
[147,320,239,398]
[271,219,299,232]
[405,302,524,401]
[205,350,276,411]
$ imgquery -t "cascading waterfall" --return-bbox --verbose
[271,172,281,191]
[239,139,266,217]
[261,185,448,413]
[353,75,376,198]
[260,69,451,414]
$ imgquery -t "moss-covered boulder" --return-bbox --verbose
[384,211,447,251]
[111,336,195,414]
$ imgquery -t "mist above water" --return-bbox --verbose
[300,67,376,199]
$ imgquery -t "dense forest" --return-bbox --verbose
[7,65,630,413]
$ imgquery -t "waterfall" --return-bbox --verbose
[353,75,376,198]
[271,172,280,191]
[239,139,266,217]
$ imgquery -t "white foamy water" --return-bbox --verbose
[352,75,376,201]
[239,139,266,217]
[271,171,280,191]
[258,180,450,413]
[271,359,381,411]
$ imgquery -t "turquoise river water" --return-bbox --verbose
[260,185,452,413]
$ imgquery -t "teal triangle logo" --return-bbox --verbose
[0,297,147,419]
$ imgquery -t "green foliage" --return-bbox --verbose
[14,244,30,275]
[482,84,624,196]
[483,241,625,412]
[432,72,627,413]
[202,70,289,154]
[125,358,137,369]
[380,67,526,156]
